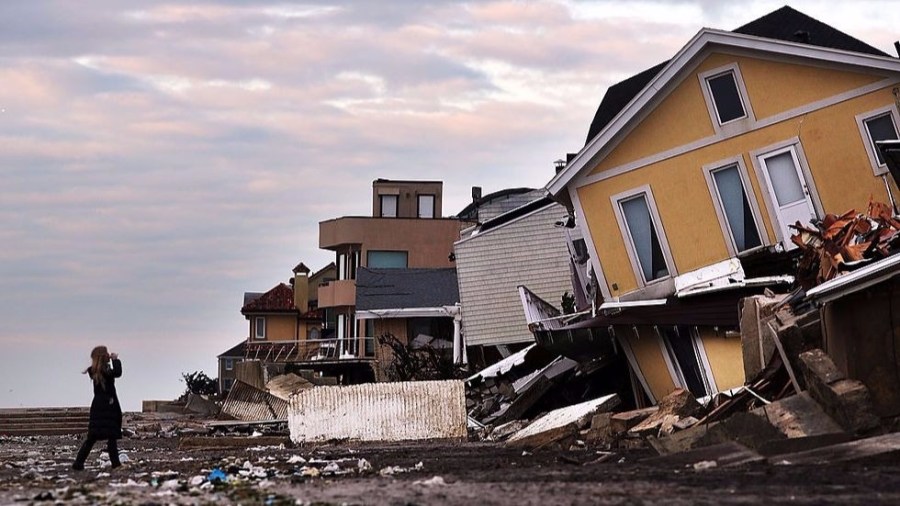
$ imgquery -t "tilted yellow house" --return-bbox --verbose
[545,7,900,404]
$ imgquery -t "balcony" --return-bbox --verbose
[245,337,375,364]
[317,279,356,308]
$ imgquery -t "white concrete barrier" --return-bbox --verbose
[288,380,466,442]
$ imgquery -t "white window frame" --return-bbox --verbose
[701,155,768,257]
[749,137,823,246]
[856,104,900,176]
[610,185,677,288]
[224,358,234,371]
[379,194,398,217]
[698,63,756,135]
[254,316,266,340]
[417,194,435,218]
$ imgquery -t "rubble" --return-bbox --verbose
[506,394,620,449]
[791,200,900,289]
[797,349,880,434]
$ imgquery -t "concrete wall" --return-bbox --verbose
[372,180,444,218]
[288,380,466,442]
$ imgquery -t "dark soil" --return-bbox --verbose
[2,435,899,505]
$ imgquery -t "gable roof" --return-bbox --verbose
[218,340,247,358]
[550,10,900,198]
[356,267,459,311]
[241,283,295,313]
[582,6,892,145]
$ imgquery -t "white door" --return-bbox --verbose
[758,146,817,250]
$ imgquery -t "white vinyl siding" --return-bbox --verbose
[454,202,573,347]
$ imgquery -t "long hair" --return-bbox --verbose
[83,345,110,387]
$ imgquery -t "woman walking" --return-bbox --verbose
[72,346,123,471]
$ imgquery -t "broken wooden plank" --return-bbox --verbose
[770,432,900,465]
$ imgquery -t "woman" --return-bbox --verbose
[72,346,123,471]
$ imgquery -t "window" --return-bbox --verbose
[224,358,234,371]
[706,71,745,124]
[613,188,674,285]
[254,317,266,339]
[417,194,435,218]
[857,105,900,175]
[659,326,712,398]
[337,253,346,280]
[309,327,320,340]
[703,158,764,255]
[223,378,234,391]
[367,250,408,268]
[337,250,359,280]
[379,194,398,217]
[698,64,753,133]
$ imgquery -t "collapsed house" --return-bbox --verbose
[536,6,900,407]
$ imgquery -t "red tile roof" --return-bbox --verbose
[241,283,295,313]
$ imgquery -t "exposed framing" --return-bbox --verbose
[698,63,756,135]
[749,137,823,245]
[701,155,769,256]
[610,185,677,288]
[856,103,900,176]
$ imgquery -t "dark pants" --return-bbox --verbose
[73,435,120,470]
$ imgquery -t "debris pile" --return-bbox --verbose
[791,200,900,288]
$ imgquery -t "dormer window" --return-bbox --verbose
[699,63,754,133]
[706,71,746,124]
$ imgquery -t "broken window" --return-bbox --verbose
[706,71,746,124]
[660,326,709,398]
[865,113,899,166]
[619,193,669,283]
[709,163,762,253]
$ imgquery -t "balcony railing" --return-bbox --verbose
[245,337,376,363]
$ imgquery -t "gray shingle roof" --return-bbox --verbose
[356,267,459,310]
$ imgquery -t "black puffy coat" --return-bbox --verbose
[87,359,123,439]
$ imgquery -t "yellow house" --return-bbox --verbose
[545,7,900,404]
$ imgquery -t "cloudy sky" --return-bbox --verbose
[1,1,897,411]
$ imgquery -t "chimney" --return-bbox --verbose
[292,263,310,313]
[471,186,482,202]
[895,41,900,58]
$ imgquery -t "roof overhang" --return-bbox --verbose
[546,28,900,197]
[356,306,461,320]
[806,253,900,304]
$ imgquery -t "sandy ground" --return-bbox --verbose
[2,434,900,505]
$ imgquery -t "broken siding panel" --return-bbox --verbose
[456,204,573,347]
[288,380,466,442]
[221,380,289,421]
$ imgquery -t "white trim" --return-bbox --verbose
[599,299,668,311]
[569,186,612,300]
[615,326,657,404]
[690,327,719,394]
[856,103,900,176]
[254,316,266,340]
[806,253,900,304]
[698,62,756,135]
[610,185,677,288]
[657,327,687,390]
[547,25,900,196]
[701,155,768,256]
[749,137,822,245]
[573,78,899,188]
[355,306,460,319]
[453,200,559,246]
